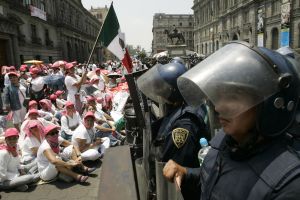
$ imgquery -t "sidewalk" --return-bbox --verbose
[0,160,102,200]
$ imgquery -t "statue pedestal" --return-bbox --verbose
[166,44,188,57]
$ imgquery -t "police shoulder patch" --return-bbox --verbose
[172,128,189,149]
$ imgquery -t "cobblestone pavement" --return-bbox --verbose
[0,160,103,200]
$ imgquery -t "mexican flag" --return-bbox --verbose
[99,4,133,73]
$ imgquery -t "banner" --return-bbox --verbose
[30,5,47,21]
[257,6,265,47]
[280,0,290,47]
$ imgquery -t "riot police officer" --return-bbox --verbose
[137,61,209,200]
[163,41,300,199]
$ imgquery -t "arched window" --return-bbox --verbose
[205,43,208,54]
[216,40,219,50]
[271,28,279,49]
[201,44,204,53]
[232,33,238,40]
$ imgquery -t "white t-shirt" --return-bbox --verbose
[30,76,45,92]
[21,136,43,162]
[71,124,96,148]
[4,74,10,87]
[0,150,20,182]
[37,137,64,172]
[65,75,83,103]
[56,98,66,109]
[61,112,82,136]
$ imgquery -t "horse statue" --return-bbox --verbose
[164,29,185,45]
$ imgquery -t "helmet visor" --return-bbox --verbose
[178,42,279,118]
[137,64,173,104]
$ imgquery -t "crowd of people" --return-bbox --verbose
[0,59,133,191]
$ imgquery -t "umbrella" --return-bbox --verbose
[107,73,122,79]
[52,60,66,68]
[24,60,43,64]
[43,75,65,86]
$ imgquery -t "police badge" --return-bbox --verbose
[172,128,189,148]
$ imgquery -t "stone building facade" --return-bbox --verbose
[152,13,194,54]
[193,0,300,56]
[0,0,101,66]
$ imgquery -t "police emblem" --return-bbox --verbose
[172,128,189,148]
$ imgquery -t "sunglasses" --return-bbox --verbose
[47,130,59,136]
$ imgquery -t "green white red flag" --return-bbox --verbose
[98,4,133,73]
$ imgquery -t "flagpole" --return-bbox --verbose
[85,2,113,68]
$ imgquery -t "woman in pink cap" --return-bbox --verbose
[71,112,110,161]
[60,101,82,141]
[20,120,45,165]
[28,67,46,101]
[55,90,66,109]
[0,128,39,191]
[37,125,93,183]
[64,62,87,104]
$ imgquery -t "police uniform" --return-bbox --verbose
[182,131,300,200]
[153,104,208,167]
[176,41,300,200]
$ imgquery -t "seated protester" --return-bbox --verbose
[55,90,66,110]
[86,105,123,146]
[60,101,82,141]
[0,128,39,192]
[37,125,92,183]
[20,120,44,165]
[25,100,53,120]
[86,96,114,122]
[49,94,62,122]
[71,112,110,161]
[28,68,46,101]
[39,99,58,124]
[20,109,55,148]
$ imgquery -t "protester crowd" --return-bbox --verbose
[0,59,140,191]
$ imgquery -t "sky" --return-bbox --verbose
[81,0,193,52]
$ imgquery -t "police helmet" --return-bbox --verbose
[137,62,186,104]
[170,57,185,66]
[178,41,300,137]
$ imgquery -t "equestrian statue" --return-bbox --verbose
[164,25,185,45]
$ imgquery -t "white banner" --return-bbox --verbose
[30,5,47,21]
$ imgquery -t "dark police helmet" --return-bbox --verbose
[137,62,187,104]
[178,41,300,137]
[170,57,185,66]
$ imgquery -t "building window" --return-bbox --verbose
[40,0,45,11]
[45,29,49,40]
[179,22,182,26]
[244,10,250,23]
[20,55,24,64]
[49,56,53,63]
[298,24,300,47]
[271,28,279,49]
[31,24,37,38]
[272,0,280,15]
[189,22,192,26]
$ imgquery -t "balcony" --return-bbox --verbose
[31,36,42,45]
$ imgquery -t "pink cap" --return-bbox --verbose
[28,109,39,116]
[29,68,39,75]
[28,100,38,107]
[8,72,20,77]
[28,120,39,129]
[20,65,27,72]
[65,63,75,70]
[44,125,60,135]
[86,96,96,102]
[96,68,101,73]
[65,101,74,108]
[4,128,19,138]
[55,90,64,96]
[84,111,95,120]
[9,66,16,71]
[49,94,57,101]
